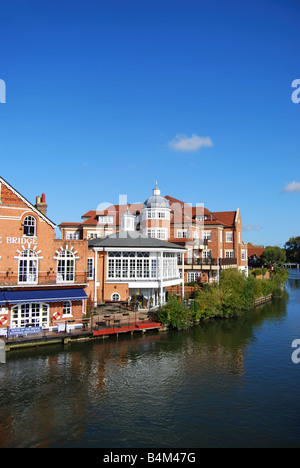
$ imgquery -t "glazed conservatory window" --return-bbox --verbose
[18,249,38,284]
[23,215,36,237]
[57,250,75,283]
[107,251,178,280]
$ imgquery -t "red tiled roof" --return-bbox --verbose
[211,211,236,227]
[59,222,82,227]
[247,243,265,258]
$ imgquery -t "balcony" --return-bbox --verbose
[182,257,238,268]
[0,272,88,287]
[184,258,219,266]
[220,258,237,266]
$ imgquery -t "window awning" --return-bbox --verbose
[2,289,88,304]
[0,293,6,305]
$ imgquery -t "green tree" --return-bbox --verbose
[284,237,300,263]
[261,246,286,267]
[158,296,190,329]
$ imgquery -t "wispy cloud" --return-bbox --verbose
[168,134,213,152]
[243,225,261,231]
[282,181,300,193]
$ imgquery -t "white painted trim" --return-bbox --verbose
[0,176,56,228]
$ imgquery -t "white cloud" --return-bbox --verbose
[283,181,300,193]
[243,225,261,231]
[168,134,213,152]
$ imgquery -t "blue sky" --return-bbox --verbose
[0,0,299,247]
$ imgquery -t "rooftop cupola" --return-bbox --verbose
[144,182,170,209]
[121,206,135,232]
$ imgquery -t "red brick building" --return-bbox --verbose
[60,183,248,286]
[0,177,88,335]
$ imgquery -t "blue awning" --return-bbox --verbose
[2,289,88,304]
[0,292,6,305]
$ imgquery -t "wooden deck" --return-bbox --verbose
[93,321,164,336]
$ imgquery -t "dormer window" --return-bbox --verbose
[23,216,36,237]
[98,216,113,224]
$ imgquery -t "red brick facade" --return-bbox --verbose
[0,177,88,333]
[60,184,248,285]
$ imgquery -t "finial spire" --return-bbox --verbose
[153,181,160,196]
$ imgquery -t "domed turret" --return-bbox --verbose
[141,183,171,239]
[144,182,170,209]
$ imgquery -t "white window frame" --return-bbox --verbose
[66,232,80,240]
[226,231,233,243]
[18,249,39,284]
[11,303,49,328]
[202,250,212,259]
[241,250,246,261]
[57,250,75,283]
[177,230,188,238]
[203,231,211,241]
[107,251,178,281]
[23,215,36,237]
[62,301,72,317]
[98,216,114,224]
[187,272,202,282]
[87,258,94,280]
[147,228,168,239]
[111,293,121,302]
[147,209,169,220]
[225,250,235,259]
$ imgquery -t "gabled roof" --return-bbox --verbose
[247,243,265,259]
[0,176,57,228]
[211,211,236,227]
[77,204,144,227]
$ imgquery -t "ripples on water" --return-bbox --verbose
[1,272,300,448]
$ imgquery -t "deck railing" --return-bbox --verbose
[182,258,238,267]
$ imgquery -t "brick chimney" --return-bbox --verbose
[35,193,48,216]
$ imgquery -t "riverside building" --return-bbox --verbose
[60,183,248,289]
[0,176,88,335]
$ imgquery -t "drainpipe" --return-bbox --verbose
[94,249,97,307]
[160,251,163,305]
[182,252,185,300]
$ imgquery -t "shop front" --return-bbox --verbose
[0,288,88,333]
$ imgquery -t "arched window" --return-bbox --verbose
[57,250,75,283]
[23,215,36,237]
[111,293,120,302]
[18,249,38,284]
[63,301,72,317]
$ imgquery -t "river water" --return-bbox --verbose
[1,271,300,448]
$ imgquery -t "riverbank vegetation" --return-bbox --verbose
[158,268,289,329]
[285,236,300,264]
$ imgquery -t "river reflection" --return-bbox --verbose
[0,274,299,448]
